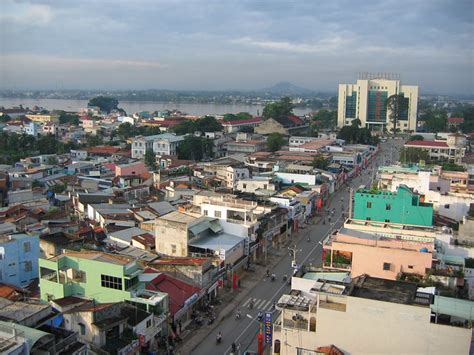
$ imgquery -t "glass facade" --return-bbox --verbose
[398,96,410,120]
[367,90,388,122]
[345,92,357,118]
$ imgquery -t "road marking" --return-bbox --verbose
[254,299,265,309]
[261,299,272,311]
[242,298,251,307]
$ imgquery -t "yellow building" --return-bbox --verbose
[26,114,60,123]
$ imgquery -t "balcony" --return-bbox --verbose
[323,250,352,270]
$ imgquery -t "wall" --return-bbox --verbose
[39,256,137,303]
[327,239,432,279]
[116,162,147,177]
[354,188,433,226]
[154,218,189,256]
[274,172,316,186]
[0,235,39,288]
[236,179,275,193]
[255,119,287,135]
[274,294,471,355]
[425,191,472,222]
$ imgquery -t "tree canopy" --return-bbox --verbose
[223,112,253,121]
[177,136,214,161]
[144,149,157,170]
[171,116,222,135]
[399,147,430,164]
[262,97,294,120]
[420,108,447,133]
[59,111,80,125]
[459,105,474,134]
[88,96,119,113]
[311,109,337,130]
[337,125,379,145]
[312,154,330,170]
[267,133,286,152]
[386,94,408,135]
[408,135,424,142]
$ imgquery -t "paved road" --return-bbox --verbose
[191,138,403,355]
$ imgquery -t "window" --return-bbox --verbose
[101,274,123,290]
[444,204,450,209]
[383,262,391,271]
[214,211,221,218]
[203,210,208,216]
[146,319,152,328]
[79,323,86,335]
[385,204,391,210]
[367,202,372,208]
[23,242,31,253]
[171,244,177,254]
[385,219,390,223]
[408,265,414,269]
[366,217,371,221]
[24,261,32,272]
[243,184,247,189]
[263,184,267,189]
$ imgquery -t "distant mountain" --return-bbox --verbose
[260,82,314,95]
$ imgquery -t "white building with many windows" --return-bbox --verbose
[131,133,185,159]
[337,75,418,132]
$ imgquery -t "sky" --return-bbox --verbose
[1,0,473,94]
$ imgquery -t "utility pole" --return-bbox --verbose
[288,244,302,271]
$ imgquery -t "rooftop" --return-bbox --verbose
[349,275,426,306]
[405,140,449,148]
[188,232,245,253]
[50,251,134,266]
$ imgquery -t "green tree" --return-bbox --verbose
[459,105,474,133]
[223,112,252,121]
[144,149,157,170]
[408,135,424,142]
[262,97,294,120]
[223,113,237,121]
[50,183,67,194]
[441,163,466,172]
[0,114,11,123]
[267,133,286,152]
[85,134,103,147]
[399,147,430,164]
[177,136,213,160]
[171,120,197,135]
[386,94,408,136]
[312,154,329,170]
[312,109,337,130]
[196,116,223,132]
[88,96,119,113]
[59,111,80,125]
[420,108,447,133]
[351,118,361,128]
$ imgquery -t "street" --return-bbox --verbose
[191,138,403,355]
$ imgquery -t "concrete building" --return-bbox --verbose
[25,113,60,123]
[337,75,418,132]
[221,117,262,133]
[354,185,433,226]
[235,176,276,193]
[404,134,467,164]
[322,224,434,279]
[255,115,308,136]
[39,251,169,318]
[272,274,472,355]
[0,233,39,288]
[131,133,185,159]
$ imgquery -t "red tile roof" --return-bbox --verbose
[448,117,464,124]
[149,257,209,266]
[405,140,448,148]
[222,118,262,126]
[86,145,121,155]
[287,115,304,125]
[145,270,201,316]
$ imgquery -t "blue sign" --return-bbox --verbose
[264,312,272,345]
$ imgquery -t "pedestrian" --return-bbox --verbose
[178,320,182,333]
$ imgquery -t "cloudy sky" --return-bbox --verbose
[1,0,473,94]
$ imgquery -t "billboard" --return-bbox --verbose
[264,311,272,345]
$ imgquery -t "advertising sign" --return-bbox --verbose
[264,311,272,345]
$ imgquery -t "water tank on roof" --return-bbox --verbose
[419,247,429,253]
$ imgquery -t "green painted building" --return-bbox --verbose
[39,251,167,314]
[354,185,433,226]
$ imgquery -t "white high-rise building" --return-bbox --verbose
[337,74,418,133]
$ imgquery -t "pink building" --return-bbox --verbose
[322,226,434,280]
[115,161,148,177]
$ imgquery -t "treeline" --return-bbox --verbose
[0,132,78,165]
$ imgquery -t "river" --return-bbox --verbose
[0,98,314,116]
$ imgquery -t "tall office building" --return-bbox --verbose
[337,74,418,132]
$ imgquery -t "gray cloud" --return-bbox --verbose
[0,0,473,94]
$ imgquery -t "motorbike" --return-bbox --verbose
[248,300,254,310]
[257,312,263,321]
[235,312,241,320]
[271,274,276,282]
[282,274,288,282]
